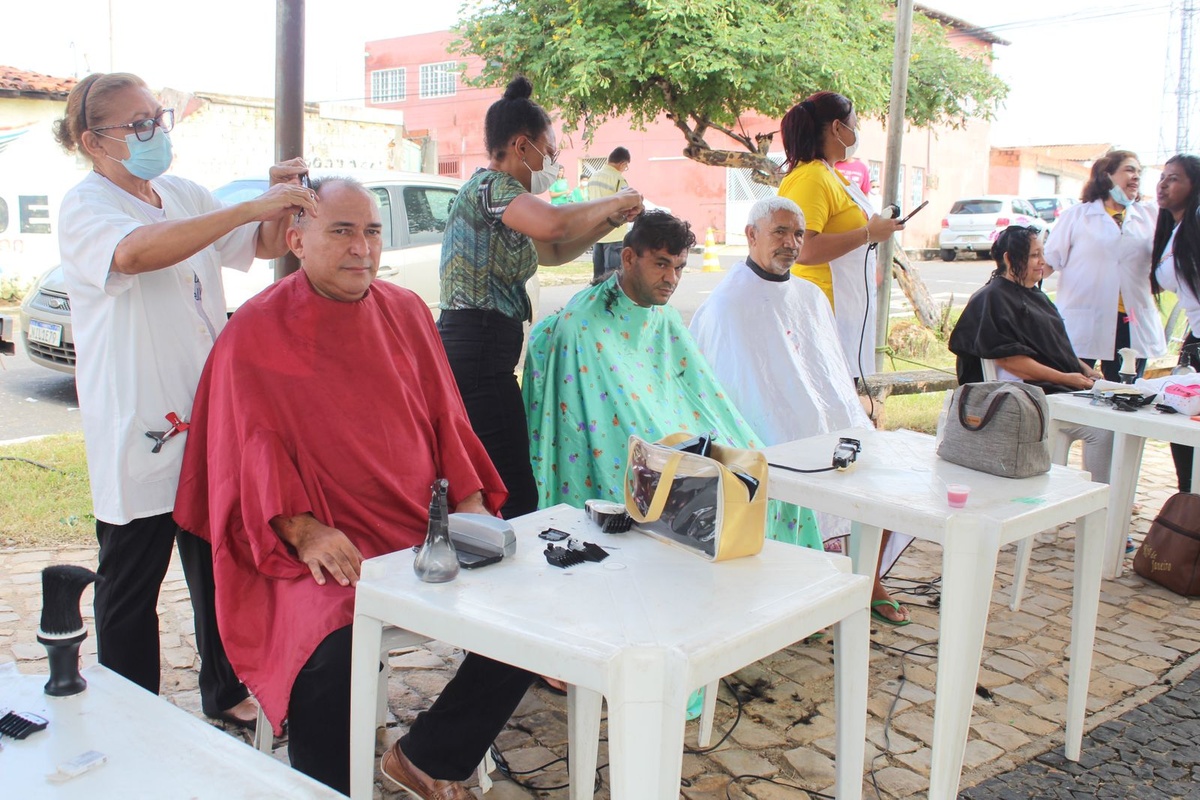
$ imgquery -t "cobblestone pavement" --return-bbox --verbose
[2,440,1198,799]
[961,666,1200,800]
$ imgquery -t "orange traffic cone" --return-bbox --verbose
[702,228,722,272]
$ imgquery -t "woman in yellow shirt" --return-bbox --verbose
[778,92,910,625]
[778,91,903,380]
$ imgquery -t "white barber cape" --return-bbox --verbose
[690,259,911,568]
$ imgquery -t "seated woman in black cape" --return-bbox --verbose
[949,225,1114,486]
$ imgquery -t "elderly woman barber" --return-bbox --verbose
[1043,150,1165,381]
[53,72,315,728]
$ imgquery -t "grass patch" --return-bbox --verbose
[0,434,95,548]
[538,260,593,286]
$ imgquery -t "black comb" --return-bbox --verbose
[567,538,610,562]
[544,544,587,568]
[0,710,48,739]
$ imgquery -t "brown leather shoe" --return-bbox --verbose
[380,741,471,800]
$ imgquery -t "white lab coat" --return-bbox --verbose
[60,173,258,525]
[1043,199,1165,360]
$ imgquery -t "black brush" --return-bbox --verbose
[37,565,98,697]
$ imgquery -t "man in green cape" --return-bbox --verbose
[522,211,820,547]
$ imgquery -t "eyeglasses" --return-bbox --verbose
[91,108,175,142]
[527,139,561,164]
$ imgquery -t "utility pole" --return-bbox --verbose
[274,0,305,280]
[1179,0,1195,153]
[875,0,914,372]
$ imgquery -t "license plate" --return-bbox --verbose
[962,235,983,242]
[27,319,63,347]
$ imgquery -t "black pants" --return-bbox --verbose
[288,625,534,794]
[591,241,623,281]
[1095,312,1147,383]
[438,309,538,519]
[1172,333,1200,492]
[94,513,246,715]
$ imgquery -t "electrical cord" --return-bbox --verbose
[487,743,607,793]
[867,640,939,800]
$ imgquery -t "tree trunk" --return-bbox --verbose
[682,146,780,185]
[890,247,942,332]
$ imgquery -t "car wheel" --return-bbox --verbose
[940,249,957,262]
[976,251,991,261]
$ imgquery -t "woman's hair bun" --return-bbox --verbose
[503,76,534,101]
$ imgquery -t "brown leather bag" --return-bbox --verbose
[1133,493,1200,596]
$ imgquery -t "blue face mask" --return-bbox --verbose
[104,130,173,180]
[1109,185,1134,207]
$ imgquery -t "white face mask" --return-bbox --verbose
[835,121,860,160]
[523,140,560,195]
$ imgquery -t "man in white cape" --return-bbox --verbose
[690,196,913,625]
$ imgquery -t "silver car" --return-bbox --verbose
[938,195,1048,261]
[20,266,75,374]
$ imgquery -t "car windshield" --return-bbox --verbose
[212,179,269,205]
[1029,198,1059,211]
[949,199,1002,214]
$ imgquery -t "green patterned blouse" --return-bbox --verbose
[439,169,538,321]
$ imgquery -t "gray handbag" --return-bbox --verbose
[937,382,1051,478]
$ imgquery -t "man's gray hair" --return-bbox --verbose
[747,196,805,229]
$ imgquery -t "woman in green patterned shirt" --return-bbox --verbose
[438,76,643,519]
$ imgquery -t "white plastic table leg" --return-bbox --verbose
[1010,420,1075,612]
[1105,433,1145,578]
[847,521,884,583]
[833,606,869,800]
[697,679,719,747]
[1065,508,1105,761]
[567,684,603,800]
[349,613,384,800]
[927,518,1000,800]
[605,649,688,799]
[1009,538,1034,613]
[478,750,495,794]
[1049,419,1072,466]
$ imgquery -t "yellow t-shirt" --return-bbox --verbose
[777,161,868,309]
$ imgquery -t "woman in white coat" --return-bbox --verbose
[1043,150,1166,381]
[1150,154,1200,490]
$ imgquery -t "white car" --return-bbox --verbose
[213,168,536,318]
[20,169,540,375]
[938,195,1048,261]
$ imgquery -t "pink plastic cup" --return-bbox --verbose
[946,484,970,508]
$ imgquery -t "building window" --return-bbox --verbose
[371,68,406,103]
[419,62,458,99]
[910,167,925,210]
[437,158,460,178]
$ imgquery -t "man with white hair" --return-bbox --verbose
[690,196,912,625]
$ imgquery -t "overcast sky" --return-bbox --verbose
[3,1,1191,162]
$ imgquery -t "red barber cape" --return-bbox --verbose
[175,273,506,733]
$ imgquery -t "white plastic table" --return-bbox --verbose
[1047,392,1200,577]
[763,428,1109,800]
[349,505,872,800]
[0,663,341,799]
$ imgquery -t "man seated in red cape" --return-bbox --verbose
[174,177,532,799]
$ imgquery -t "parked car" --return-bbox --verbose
[1028,195,1078,226]
[19,265,75,374]
[20,169,540,374]
[938,195,1048,261]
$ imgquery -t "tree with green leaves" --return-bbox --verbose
[455,0,1007,185]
